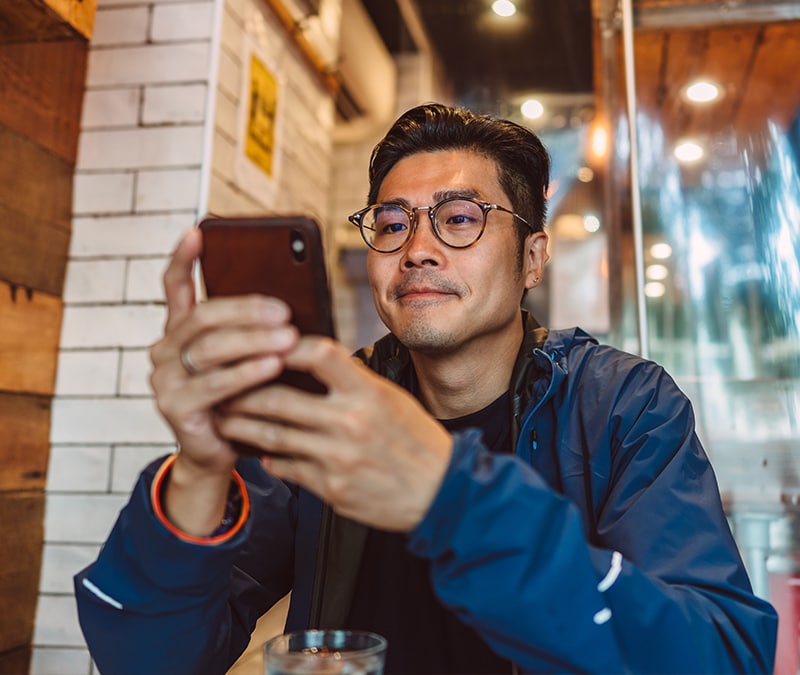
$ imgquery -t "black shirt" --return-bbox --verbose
[346,392,513,674]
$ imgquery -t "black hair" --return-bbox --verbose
[367,103,551,243]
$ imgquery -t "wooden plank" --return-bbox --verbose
[0,491,44,656]
[0,127,72,227]
[0,203,70,298]
[0,0,95,42]
[0,392,51,492]
[0,39,88,164]
[0,1,79,43]
[0,127,72,296]
[0,283,62,397]
[0,646,32,675]
[44,0,97,40]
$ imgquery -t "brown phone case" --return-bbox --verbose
[199,215,335,455]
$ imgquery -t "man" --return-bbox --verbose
[75,103,777,674]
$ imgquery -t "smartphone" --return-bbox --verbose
[198,214,335,384]
[198,215,335,455]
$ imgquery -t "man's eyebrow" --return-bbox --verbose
[379,189,482,207]
[432,188,481,203]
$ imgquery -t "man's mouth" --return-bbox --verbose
[398,286,452,299]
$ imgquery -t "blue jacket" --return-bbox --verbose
[75,317,778,673]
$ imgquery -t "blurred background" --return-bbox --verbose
[1,0,798,672]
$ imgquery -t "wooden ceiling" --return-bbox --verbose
[634,19,800,142]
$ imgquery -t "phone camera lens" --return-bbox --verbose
[290,230,307,262]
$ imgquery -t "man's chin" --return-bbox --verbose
[393,323,459,355]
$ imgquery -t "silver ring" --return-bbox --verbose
[180,347,200,376]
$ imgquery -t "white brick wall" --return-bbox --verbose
[70,213,192,257]
[142,84,207,124]
[87,43,212,87]
[81,88,140,128]
[135,168,201,211]
[90,7,149,46]
[72,172,135,214]
[63,260,127,304]
[151,2,215,41]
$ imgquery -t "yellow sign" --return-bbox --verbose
[245,54,278,177]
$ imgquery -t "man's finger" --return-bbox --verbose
[283,336,371,393]
[163,228,202,329]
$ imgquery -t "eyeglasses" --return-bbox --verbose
[348,197,532,253]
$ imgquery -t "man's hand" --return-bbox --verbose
[218,337,454,532]
[148,229,300,535]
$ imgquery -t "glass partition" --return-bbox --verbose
[599,5,800,671]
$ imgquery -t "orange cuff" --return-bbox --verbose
[150,454,250,545]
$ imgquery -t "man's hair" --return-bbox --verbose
[367,103,551,244]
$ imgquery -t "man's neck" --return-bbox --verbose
[408,321,523,420]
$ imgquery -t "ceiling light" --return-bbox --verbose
[685,80,720,103]
[674,140,704,163]
[520,98,544,120]
[583,214,600,233]
[492,0,517,17]
[646,263,669,281]
[644,282,666,298]
[650,242,672,260]
[577,166,594,183]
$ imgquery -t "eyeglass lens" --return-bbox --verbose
[361,199,485,251]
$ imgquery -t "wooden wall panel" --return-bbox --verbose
[0,2,94,668]
[0,392,51,492]
[0,646,32,675]
[0,39,88,164]
[44,0,97,39]
[0,126,72,228]
[0,0,96,42]
[0,282,62,396]
[0,491,45,663]
[0,127,72,296]
[0,203,70,299]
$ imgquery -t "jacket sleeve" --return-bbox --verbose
[74,457,296,675]
[407,364,778,673]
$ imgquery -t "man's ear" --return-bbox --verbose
[524,231,549,289]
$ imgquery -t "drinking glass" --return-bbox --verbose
[264,629,387,675]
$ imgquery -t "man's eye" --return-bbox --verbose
[445,213,474,225]
[378,220,408,235]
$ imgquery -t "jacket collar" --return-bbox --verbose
[354,311,551,441]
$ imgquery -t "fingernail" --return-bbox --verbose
[272,327,297,348]
[263,298,291,321]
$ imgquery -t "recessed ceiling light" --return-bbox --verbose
[650,242,673,260]
[674,140,704,163]
[685,80,720,103]
[492,0,517,17]
[520,98,544,120]
[577,166,594,183]
[644,281,666,298]
[583,214,600,233]
[646,263,669,280]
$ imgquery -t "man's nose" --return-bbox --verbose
[402,208,442,265]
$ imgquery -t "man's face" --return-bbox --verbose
[367,149,548,356]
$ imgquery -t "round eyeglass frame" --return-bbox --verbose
[348,196,532,253]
